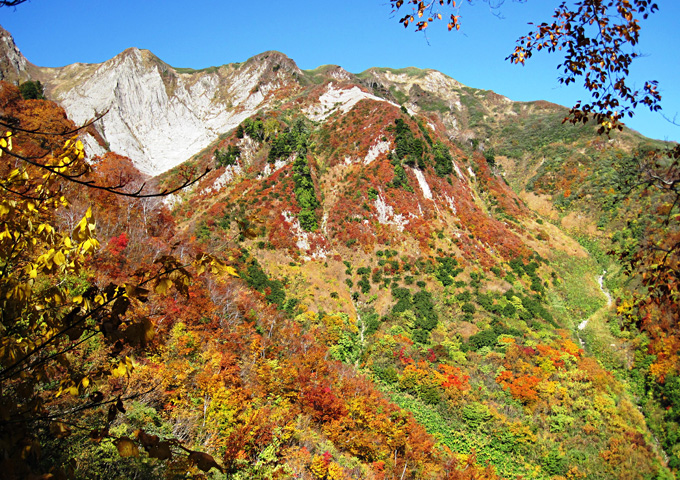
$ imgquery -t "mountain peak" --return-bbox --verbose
[247,50,301,75]
[0,24,29,84]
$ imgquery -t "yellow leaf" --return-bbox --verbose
[53,250,66,266]
[111,362,127,378]
[81,377,89,388]
[115,438,139,457]
[155,278,172,295]
[225,266,239,277]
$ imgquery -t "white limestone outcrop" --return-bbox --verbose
[50,49,285,175]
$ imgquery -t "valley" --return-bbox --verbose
[0,22,678,480]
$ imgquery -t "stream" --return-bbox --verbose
[576,270,611,346]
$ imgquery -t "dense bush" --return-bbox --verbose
[214,145,241,167]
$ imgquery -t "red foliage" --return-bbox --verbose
[439,364,470,391]
[300,384,347,423]
[108,232,129,256]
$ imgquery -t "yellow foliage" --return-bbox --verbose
[309,454,328,478]
[327,462,344,479]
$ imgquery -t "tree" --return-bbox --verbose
[19,80,45,100]
[393,0,680,467]
[0,82,230,478]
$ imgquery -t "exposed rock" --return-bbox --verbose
[0,25,29,84]
[42,48,290,175]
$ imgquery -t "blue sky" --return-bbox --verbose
[2,0,678,142]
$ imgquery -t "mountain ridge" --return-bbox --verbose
[0,24,559,177]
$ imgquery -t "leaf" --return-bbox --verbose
[53,249,66,267]
[107,404,117,423]
[225,266,239,277]
[115,437,139,457]
[148,441,173,460]
[89,428,106,442]
[111,361,127,378]
[135,429,159,448]
[188,451,223,473]
[155,278,172,295]
[125,284,149,301]
[89,391,104,403]
[50,421,72,439]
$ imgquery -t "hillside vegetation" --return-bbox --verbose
[1,40,678,480]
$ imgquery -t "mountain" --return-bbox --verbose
[0,24,677,480]
[0,27,598,177]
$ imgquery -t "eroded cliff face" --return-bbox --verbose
[0,26,29,84]
[37,49,302,175]
[0,24,523,177]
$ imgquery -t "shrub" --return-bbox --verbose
[19,80,45,100]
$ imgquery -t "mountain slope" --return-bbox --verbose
[0,24,677,479]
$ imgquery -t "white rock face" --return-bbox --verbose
[452,160,466,181]
[51,49,278,175]
[374,192,408,232]
[444,194,457,215]
[0,26,28,82]
[282,211,329,260]
[412,168,433,200]
[261,155,294,178]
[80,132,107,160]
[364,140,390,165]
[204,163,244,194]
[304,83,391,122]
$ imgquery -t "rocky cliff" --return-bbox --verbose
[0,24,533,176]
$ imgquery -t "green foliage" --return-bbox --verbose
[433,142,454,177]
[461,303,476,314]
[389,85,408,104]
[195,220,211,240]
[466,329,498,351]
[214,145,241,167]
[357,276,371,294]
[412,290,438,331]
[483,148,496,166]
[390,164,409,189]
[435,256,461,286]
[416,119,434,146]
[462,403,492,429]
[393,118,423,162]
[243,258,286,306]
[237,117,265,141]
[495,110,594,159]
[19,80,45,100]
[268,117,310,163]
[391,287,412,315]
[542,449,567,476]
[291,152,319,231]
